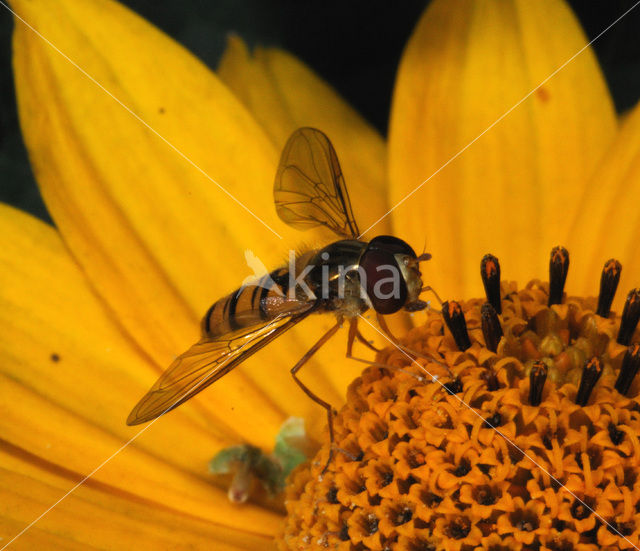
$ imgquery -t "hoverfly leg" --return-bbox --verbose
[356,330,381,353]
[346,318,358,357]
[421,285,444,310]
[346,353,427,383]
[375,313,453,378]
[376,313,402,345]
[346,318,425,382]
[347,318,381,353]
[332,447,359,461]
[290,320,342,475]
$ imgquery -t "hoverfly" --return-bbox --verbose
[127,128,431,452]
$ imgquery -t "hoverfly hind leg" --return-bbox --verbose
[290,320,342,475]
[375,313,401,345]
[356,329,381,353]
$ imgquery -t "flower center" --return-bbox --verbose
[277,248,640,550]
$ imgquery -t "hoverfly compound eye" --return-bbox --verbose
[360,246,408,315]
[367,235,417,258]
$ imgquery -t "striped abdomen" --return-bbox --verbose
[200,267,312,337]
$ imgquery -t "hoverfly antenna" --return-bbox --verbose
[416,252,432,263]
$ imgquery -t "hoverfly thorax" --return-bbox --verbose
[360,235,428,315]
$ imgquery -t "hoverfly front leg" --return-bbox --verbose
[346,318,429,382]
[346,314,381,353]
[346,318,400,367]
[290,320,342,475]
[374,313,453,378]
[421,285,444,313]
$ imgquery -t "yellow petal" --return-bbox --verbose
[0,205,281,536]
[11,0,349,442]
[1,456,275,549]
[12,0,282,361]
[388,0,616,301]
[218,35,391,236]
[567,101,640,306]
[217,36,293,149]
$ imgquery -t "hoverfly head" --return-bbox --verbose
[360,236,428,315]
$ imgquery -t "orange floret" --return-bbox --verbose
[278,253,640,550]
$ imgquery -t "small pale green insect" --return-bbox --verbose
[209,417,312,503]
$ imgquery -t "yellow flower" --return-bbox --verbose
[1,0,639,549]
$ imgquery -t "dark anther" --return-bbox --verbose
[364,513,378,535]
[606,520,635,537]
[444,378,463,395]
[480,254,501,314]
[529,361,547,406]
[395,507,413,525]
[583,522,601,544]
[474,485,497,506]
[617,289,640,345]
[482,370,500,391]
[448,517,471,540]
[607,423,625,446]
[548,246,569,306]
[326,486,339,504]
[381,470,394,487]
[615,343,640,396]
[553,520,567,532]
[453,461,470,477]
[575,357,603,406]
[596,259,622,318]
[481,302,503,352]
[570,499,592,520]
[397,475,417,494]
[483,412,502,428]
[442,301,471,351]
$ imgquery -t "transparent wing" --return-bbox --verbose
[127,309,313,425]
[274,127,360,238]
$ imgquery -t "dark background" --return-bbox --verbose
[1,1,639,224]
